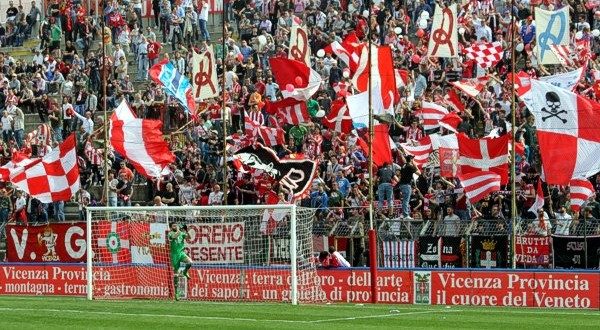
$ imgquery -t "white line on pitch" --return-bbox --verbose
[0,307,304,323]
[307,310,457,323]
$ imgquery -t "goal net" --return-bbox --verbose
[85,205,324,304]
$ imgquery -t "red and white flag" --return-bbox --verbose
[382,241,416,268]
[110,101,175,178]
[569,178,595,212]
[464,42,504,68]
[451,78,488,98]
[352,45,399,110]
[416,102,449,131]
[269,58,321,101]
[244,113,285,147]
[322,31,363,72]
[10,134,80,203]
[322,98,353,133]
[550,45,575,67]
[400,136,433,169]
[458,133,509,184]
[265,98,309,125]
[0,152,37,181]
[521,80,600,184]
[439,112,462,133]
[395,69,409,88]
[528,179,545,214]
[458,171,501,204]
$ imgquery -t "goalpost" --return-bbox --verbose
[85,205,323,304]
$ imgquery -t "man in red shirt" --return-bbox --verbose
[147,39,161,66]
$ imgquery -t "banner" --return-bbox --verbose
[185,223,245,264]
[427,4,458,58]
[129,222,169,265]
[535,7,570,64]
[382,241,416,268]
[288,21,311,66]
[192,46,219,100]
[515,236,551,267]
[149,59,196,117]
[440,236,463,268]
[417,270,599,308]
[539,67,584,91]
[439,147,460,178]
[470,236,509,268]
[5,223,87,263]
[552,235,600,269]
[418,236,440,267]
[1,264,597,308]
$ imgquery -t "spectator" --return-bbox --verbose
[208,184,223,205]
[329,246,351,267]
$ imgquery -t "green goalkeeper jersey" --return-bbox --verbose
[169,231,187,257]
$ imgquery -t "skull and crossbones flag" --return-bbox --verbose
[521,79,600,184]
[235,144,318,199]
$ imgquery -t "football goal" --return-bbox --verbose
[85,205,323,304]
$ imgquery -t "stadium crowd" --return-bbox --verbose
[0,0,599,241]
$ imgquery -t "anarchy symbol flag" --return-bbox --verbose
[427,4,458,58]
[535,7,570,65]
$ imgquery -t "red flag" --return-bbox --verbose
[439,112,463,133]
[357,124,392,167]
[458,133,509,184]
[569,178,594,212]
[269,58,321,101]
[322,98,353,133]
[458,171,501,204]
[445,89,465,112]
[352,45,399,109]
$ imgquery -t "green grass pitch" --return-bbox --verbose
[0,296,597,329]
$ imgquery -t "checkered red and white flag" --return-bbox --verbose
[464,42,504,68]
[10,134,80,202]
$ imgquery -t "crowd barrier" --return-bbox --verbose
[0,263,597,309]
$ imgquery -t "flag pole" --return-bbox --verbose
[221,14,228,205]
[101,4,109,204]
[510,0,517,269]
[366,5,378,304]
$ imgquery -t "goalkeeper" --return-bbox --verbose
[169,223,192,299]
